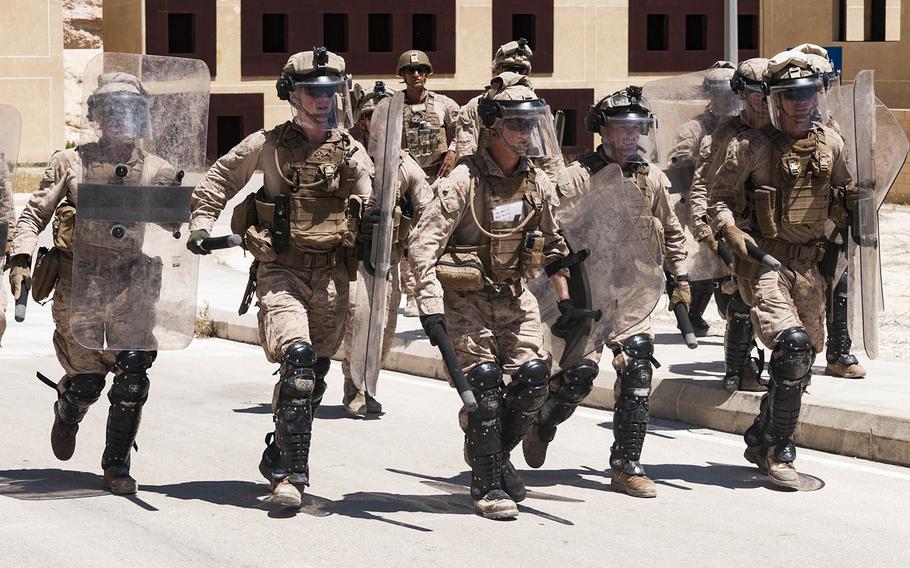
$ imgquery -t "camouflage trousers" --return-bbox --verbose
[738,258,826,353]
[398,254,417,299]
[255,260,349,363]
[446,285,550,376]
[340,253,403,389]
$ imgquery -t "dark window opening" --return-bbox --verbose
[512,14,536,46]
[216,116,244,159]
[868,0,886,41]
[413,14,437,52]
[685,14,707,50]
[646,14,669,51]
[262,14,287,53]
[324,13,348,52]
[560,109,577,147]
[368,13,393,52]
[835,0,847,40]
[168,13,195,54]
[737,14,757,49]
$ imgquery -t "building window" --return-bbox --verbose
[146,1,216,76]
[685,14,707,50]
[492,1,554,73]
[559,109,578,147]
[868,0,886,41]
[412,14,437,51]
[368,13,393,52]
[262,14,288,53]
[323,13,348,53]
[216,116,244,158]
[207,93,264,162]
[647,14,669,50]
[168,14,195,54]
[738,14,758,49]
[512,14,536,47]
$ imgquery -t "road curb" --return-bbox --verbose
[207,307,910,468]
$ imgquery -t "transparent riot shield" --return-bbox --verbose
[69,52,210,351]
[529,164,663,371]
[0,105,21,249]
[644,71,730,280]
[348,92,405,396]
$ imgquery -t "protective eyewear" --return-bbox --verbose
[401,66,430,75]
[781,87,817,102]
[302,84,337,98]
[503,117,537,132]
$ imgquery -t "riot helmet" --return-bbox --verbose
[491,38,533,75]
[731,58,770,127]
[586,86,659,165]
[87,72,151,142]
[477,75,559,158]
[704,61,739,117]
[764,50,832,134]
[277,48,353,130]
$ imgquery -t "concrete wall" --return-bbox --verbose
[0,0,65,164]
[887,109,910,204]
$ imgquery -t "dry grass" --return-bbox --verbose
[13,167,44,194]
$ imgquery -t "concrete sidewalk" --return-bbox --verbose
[198,246,910,469]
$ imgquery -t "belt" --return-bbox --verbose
[274,247,338,270]
[482,279,523,298]
[760,238,825,263]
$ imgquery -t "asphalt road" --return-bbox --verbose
[1,310,909,567]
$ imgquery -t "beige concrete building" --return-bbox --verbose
[0,0,65,164]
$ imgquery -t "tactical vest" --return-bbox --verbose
[258,124,359,253]
[457,156,547,284]
[402,92,448,167]
[743,126,832,238]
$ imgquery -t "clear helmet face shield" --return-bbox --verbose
[599,115,660,165]
[288,75,354,131]
[705,79,741,118]
[491,104,561,158]
[767,77,831,133]
[740,83,770,127]
[90,91,152,142]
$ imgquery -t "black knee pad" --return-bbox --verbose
[621,334,659,369]
[620,335,654,392]
[283,341,317,369]
[115,350,155,374]
[504,359,550,414]
[109,371,150,405]
[67,374,106,403]
[556,359,598,404]
[770,327,813,382]
[467,362,503,391]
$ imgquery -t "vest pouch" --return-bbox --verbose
[782,181,829,225]
[230,191,260,247]
[244,225,278,263]
[519,230,545,280]
[52,204,76,252]
[752,185,779,238]
[31,246,62,302]
[489,231,523,282]
[289,194,348,248]
[436,247,486,292]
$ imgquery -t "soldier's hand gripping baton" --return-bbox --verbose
[745,241,781,270]
[14,280,29,322]
[198,234,242,252]
[422,315,478,412]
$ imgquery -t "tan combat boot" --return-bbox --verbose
[102,466,138,495]
[763,448,800,489]
[522,424,550,469]
[824,358,866,379]
[342,377,367,417]
[611,469,657,498]
[473,489,518,520]
[271,478,303,508]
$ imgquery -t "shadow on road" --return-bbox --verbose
[0,468,109,500]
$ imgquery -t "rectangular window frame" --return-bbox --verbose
[492,0,554,74]
[207,93,264,162]
[145,0,216,76]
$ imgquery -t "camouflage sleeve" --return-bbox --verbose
[455,98,480,157]
[828,130,855,191]
[688,135,715,240]
[668,121,701,167]
[554,161,590,212]
[189,131,266,232]
[407,164,471,315]
[708,132,757,232]
[652,168,688,275]
[10,150,73,258]
[536,172,569,265]
[0,159,14,230]
[439,94,461,154]
[347,139,375,200]
[538,154,565,186]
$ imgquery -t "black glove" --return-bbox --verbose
[358,210,381,243]
[552,299,601,339]
[420,313,447,347]
[186,229,212,255]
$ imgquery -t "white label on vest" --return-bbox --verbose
[492,201,525,223]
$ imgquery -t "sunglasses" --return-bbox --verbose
[503,118,536,132]
[302,85,337,98]
[781,88,817,102]
[402,66,430,75]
